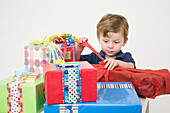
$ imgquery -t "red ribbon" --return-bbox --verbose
[63,43,67,60]
[79,42,110,81]
[80,42,104,61]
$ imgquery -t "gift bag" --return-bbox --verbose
[52,33,76,62]
[54,43,75,62]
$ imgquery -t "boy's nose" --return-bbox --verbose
[108,42,114,48]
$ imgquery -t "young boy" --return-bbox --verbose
[76,14,135,70]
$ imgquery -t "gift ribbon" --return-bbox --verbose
[26,73,41,83]
[14,71,41,83]
[7,82,23,113]
[79,42,111,81]
[52,33,76,43]
[55,63,81,104]
[97,82,133,89]
[29,34,76,63]
[79,42,105,61]
[47,42,64,63]
[59,104,78,113]
[63,43,67,60]
[62,67,81,104]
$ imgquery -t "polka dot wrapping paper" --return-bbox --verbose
[24,46,50,73]
[7,82,23,113]
[62,68,81,104]
[24,43,75,73]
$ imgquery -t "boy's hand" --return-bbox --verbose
[76,37,88,61]
[78,37,88,47]
[78,37,88,43]
[104,58,119,70]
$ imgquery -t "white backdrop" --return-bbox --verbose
[0,0,170,113]
[0,0,170,78]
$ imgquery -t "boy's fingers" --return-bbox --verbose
[107,61,115,70]
[104,59,107,62]
[110,62,117,70]
[78,37,88,43]
[80,39,83,43]
[105,60,111,68]
[83,38,88,42]
[79,39,83,43]
[82,38,85,42]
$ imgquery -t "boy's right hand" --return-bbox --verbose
[76,37,88,61]
[77,37,88,47]
[78,37,88,43]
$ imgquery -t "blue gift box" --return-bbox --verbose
[44,82,142,113]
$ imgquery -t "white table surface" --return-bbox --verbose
[139,97,149,113]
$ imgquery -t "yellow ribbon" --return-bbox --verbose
[29,36,47,45]
[56,59,65,65]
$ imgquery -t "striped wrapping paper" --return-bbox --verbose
[97,83,133,88]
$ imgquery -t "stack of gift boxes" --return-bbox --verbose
[42,34,142,113]
[0,33,142,113]
[0,33,77,113]
[44,61,142,113]
[43,61,142,113]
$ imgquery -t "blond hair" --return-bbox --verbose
[97,14,129,40]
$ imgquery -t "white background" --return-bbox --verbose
[0,0,170,112]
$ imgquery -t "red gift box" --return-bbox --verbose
[43,61,97,105]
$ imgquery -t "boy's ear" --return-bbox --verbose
[123,37,128,46]
[97,37,101,44]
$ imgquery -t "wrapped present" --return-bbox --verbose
[93,62,170,98]
[0,72,45,113]
[43,61,97,105]
[44,82,142,113]
[52,33,76,62]
[24,45,51,73]
[25,33,77,73]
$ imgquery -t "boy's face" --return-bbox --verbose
[98,32,127,58]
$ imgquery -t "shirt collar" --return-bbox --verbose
[99,50,124,59]
[99,50,105,58]
[115,50,124,59]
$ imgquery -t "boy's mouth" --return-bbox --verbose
[106,50,114,54]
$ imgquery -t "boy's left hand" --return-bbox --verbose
[104,58,119,70]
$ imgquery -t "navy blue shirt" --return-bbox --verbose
[80,50,136,68]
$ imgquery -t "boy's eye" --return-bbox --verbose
[103,40,108,43]
[115,41,119,44]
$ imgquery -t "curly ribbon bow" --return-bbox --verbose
[29,36,64,64]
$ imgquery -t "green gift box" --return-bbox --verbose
[0,76,45,113]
